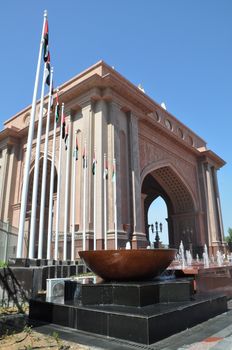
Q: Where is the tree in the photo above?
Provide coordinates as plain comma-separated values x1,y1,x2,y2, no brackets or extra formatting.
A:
225,227,232,251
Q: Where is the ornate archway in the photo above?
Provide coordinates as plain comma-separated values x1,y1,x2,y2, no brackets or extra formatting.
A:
141,165,199,254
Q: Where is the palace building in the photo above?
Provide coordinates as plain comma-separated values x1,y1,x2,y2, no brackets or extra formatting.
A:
0,61,226,258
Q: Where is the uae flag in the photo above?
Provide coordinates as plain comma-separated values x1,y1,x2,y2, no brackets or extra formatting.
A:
45,51,51,86
82,145,87,168
43,19,49,62
104,159,108,180
62,111,66,139
74,134,79,160
55,91,60,123
65,123,69,150
50,84,54,110
112,161,115,182
92,152,96,175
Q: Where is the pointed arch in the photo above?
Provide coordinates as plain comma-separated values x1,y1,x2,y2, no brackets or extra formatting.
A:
141,160,198,212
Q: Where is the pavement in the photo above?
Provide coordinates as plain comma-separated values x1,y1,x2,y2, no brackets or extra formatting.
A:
33,302,232,350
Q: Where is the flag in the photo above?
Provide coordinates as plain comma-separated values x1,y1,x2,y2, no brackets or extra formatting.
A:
74,134,79,160
45,51,51,86
104,158,108,180
43,19,49,62
112,161,115,182
82,145,87,168
55,91,60,123
65,123,69,150
62,111,66,139
92,151,96,175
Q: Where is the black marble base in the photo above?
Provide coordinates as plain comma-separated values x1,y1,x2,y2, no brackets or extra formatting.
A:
65,279,193,307
29,279,228,345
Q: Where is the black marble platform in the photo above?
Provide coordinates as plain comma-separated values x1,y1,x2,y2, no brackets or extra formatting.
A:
64,278,193,306
29,278,228,345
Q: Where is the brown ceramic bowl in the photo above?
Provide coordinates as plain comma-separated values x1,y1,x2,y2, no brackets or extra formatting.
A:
79,249,177,281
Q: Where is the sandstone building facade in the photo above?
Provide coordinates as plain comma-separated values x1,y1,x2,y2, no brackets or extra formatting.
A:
0,61,226,258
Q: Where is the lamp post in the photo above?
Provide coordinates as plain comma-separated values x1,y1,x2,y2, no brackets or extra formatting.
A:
154,221,163,248
147,223,154,247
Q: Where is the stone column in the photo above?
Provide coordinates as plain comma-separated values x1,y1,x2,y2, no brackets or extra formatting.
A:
130,114,143,235
204,163,221,250
0,146,10,220
140,193,147,235
106,101,114,233
71,110,82,235
93,99,108,248
110,102,123,233
3,145,17,222
59,112,72,237
129,113,144,238
211,166,225,243
77,102,93,250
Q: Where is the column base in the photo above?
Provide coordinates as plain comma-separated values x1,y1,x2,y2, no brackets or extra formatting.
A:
132,232,148,249
209,241,225,255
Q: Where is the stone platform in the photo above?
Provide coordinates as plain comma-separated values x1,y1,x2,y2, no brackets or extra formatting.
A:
174,265,232,297
29,278,227,345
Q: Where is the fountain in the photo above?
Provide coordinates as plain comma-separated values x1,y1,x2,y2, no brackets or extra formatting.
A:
186,250,193,266
79,248,176,281
179,241,186,269
29,241,230,346
29,245,228,346
203,244,209,268
216,250,223,267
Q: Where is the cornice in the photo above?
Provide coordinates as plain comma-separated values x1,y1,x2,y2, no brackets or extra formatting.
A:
199,149,226,169
0,127,21,146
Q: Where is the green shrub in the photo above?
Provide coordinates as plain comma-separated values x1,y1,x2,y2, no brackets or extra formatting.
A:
0,260,7,268
225,228,232,252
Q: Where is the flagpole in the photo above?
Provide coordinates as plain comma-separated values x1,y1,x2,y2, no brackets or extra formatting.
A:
47,89,58,260
63,122,70,261
28,62,47,259
17,10,47,259
82,140,87,251
93,148,97,250
71,131,77,261
113,158,118,250
54,103,64,260
38,68,53,259
104,153,107,250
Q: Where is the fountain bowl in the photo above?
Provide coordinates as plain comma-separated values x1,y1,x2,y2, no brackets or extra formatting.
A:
79,249,177,281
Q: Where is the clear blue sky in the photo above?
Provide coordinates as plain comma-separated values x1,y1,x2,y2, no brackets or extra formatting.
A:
0,1,231,238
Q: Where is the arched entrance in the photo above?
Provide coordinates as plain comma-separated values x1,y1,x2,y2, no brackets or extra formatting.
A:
142,165,197,254
148,197,169,247
26,157,57,258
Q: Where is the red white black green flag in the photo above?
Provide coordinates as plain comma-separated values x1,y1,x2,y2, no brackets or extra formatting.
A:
45,51,51,86
62,111,66,139
82,144,87,168
55,91,60,122
92,151,96,175
43,19,49,62
65,123,69,150
74,134,79,160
